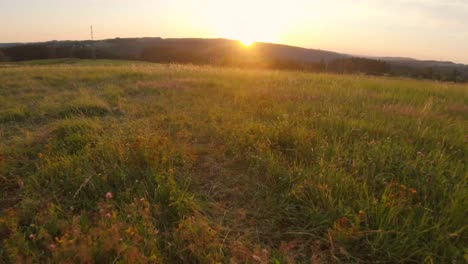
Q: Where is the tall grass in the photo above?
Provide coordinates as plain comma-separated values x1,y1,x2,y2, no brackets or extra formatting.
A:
0,61,466,263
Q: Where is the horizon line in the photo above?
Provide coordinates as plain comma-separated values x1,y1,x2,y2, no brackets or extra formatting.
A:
1,36,466,65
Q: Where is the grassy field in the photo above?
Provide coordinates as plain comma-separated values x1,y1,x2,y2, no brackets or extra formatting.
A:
0,60,466,263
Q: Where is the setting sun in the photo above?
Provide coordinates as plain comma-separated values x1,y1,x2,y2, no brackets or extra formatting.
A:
240,39,254,47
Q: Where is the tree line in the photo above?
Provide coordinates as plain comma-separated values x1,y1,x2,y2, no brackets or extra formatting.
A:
0,42,466,82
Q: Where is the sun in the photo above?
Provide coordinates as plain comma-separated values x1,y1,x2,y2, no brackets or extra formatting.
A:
240,38,254,47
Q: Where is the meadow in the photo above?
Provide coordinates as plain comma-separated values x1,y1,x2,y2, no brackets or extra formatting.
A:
0,60,466,263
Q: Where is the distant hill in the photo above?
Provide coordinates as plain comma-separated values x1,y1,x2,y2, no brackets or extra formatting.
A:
379,57,463,68
0,37,466,82
0,38,349,64
92,38,351,64
0,43,25,48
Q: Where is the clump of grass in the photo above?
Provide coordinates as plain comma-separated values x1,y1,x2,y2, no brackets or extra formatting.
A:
58,91,110,118
172,213,224,262
59,100,109,117
0,107,29,123
49,118,101,154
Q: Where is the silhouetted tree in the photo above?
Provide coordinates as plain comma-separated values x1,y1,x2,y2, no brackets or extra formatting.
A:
425,67,433,79
328,58,390,75
318,59,326,72
450,69,461,82
0,50,8,61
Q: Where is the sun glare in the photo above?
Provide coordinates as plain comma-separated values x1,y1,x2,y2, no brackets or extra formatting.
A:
240,39,254,47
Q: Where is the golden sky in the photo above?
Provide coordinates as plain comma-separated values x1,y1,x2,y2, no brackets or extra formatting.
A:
2,0,468,63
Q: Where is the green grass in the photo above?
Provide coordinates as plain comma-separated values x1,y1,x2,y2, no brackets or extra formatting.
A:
0,60,466,263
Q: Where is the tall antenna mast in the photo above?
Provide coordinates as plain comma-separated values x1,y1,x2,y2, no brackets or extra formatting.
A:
90,25,96,60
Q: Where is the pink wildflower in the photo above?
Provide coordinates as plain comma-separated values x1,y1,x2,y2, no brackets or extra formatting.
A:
252,255,262,262
106,192,113,199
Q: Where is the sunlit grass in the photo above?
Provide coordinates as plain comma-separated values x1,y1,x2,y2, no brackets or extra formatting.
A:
0,60,466,263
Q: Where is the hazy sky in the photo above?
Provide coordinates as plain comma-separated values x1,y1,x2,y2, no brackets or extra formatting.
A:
1,0,468,63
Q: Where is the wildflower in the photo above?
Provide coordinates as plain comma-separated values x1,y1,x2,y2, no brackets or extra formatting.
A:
409,188,417,195
252,254,262,262
359,210,366,217
125,227,136,236
29,233,36,240
48,243,56,251
105,213,112,218
400,184,407,190
105,192,113,199
337,216,349,226
372,198,379,205
37,153,44,159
